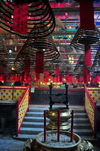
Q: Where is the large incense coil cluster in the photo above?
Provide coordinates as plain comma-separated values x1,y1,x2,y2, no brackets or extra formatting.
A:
0,0,55,38
91,46,100,72
70,27,100,51
14,39,35,72
14,35,60,72
14,58,25,74
31,36,60,61
73,54,84,74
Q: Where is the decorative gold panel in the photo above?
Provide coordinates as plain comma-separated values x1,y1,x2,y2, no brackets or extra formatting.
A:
89,90,100,103
0,86,26,101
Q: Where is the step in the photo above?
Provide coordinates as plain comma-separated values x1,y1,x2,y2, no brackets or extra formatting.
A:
19,127,93,137
26,111,87,117
74,112,87,118
22,121,49,128
19,127,43,134
68,118,89,124
14,134,36,141
24,116,50,122
26,112,44,117
73,123,91,129
73,129,93,136
24,116,89,124
22,121,91,129
15,105,94,141
29,107,49,112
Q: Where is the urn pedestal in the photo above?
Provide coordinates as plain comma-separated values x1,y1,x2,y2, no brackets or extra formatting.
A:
46,107,71,131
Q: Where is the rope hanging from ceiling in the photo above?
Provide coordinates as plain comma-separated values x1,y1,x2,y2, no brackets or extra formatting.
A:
0,0,55,38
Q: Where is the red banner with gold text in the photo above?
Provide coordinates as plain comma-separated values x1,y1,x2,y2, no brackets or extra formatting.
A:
13,3,28,34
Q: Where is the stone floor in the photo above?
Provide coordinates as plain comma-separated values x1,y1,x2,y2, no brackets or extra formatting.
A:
0,128,25,151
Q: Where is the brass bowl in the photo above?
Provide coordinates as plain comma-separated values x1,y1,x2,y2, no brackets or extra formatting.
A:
46,107,71,122
35,130,81,151
47,121,70,130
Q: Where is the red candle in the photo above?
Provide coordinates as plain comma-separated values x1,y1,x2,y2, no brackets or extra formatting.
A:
70,110,74,142
57,109,60,142
44,110,46,142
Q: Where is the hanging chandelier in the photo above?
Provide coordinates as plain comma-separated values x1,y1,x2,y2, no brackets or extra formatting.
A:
0,0,55,38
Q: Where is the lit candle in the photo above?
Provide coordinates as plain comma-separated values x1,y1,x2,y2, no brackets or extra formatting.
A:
44,110,46,142
70,110,74,142
57,109,60,142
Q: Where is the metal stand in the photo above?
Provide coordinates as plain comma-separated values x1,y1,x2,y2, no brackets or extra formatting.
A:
49,83,69,109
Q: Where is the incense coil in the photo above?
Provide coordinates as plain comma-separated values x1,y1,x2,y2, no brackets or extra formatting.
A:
31,36,60,61
0,34,11,75
70,27,100,51
0,0,55,38
14,35,60,72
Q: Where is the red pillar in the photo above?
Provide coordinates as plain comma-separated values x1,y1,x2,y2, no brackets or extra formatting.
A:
83,45,91,84
80,0,95,30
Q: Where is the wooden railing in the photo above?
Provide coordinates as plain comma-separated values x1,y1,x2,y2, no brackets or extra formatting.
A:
16,86,30,136
84,86,97,138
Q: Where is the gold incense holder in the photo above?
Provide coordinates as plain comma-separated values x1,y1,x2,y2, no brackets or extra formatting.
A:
46,107,71,130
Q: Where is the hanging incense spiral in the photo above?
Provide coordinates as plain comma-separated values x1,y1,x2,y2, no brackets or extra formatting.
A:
0,0,55,38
